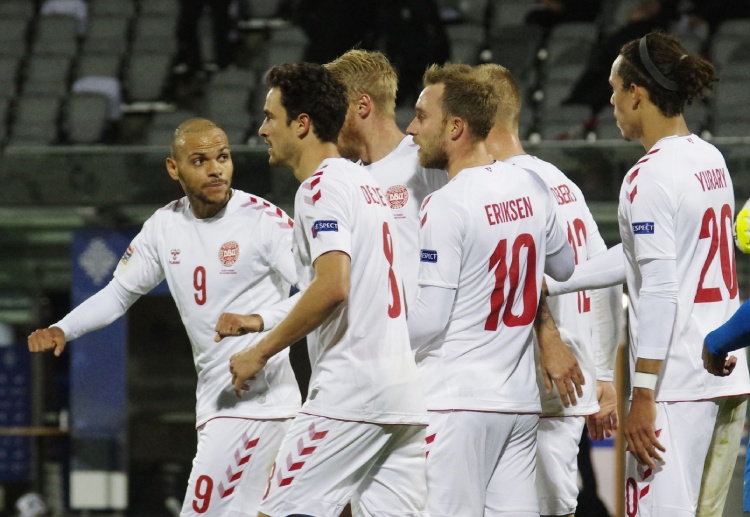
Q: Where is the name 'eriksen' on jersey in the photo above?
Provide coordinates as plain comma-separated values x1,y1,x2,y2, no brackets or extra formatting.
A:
695,167,728,192
484,196,534,226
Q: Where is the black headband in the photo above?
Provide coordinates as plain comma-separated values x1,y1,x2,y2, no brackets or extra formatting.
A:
638,35,678,91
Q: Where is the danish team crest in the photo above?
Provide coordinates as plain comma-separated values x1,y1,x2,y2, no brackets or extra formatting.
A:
219,241,239,266
386,185,409,209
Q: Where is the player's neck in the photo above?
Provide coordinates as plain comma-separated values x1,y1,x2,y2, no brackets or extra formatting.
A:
640,112,690,152
189,189,232,219
485,126,525,162
447,141,494,179
359,119,404,165
294,142,341,182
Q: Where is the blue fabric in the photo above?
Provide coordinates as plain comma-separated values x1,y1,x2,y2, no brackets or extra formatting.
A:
744,447,750,512
705,299,750,356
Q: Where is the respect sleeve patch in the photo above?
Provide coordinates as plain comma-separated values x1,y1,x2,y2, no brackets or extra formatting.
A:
632,222,655,234
312,220,338,238
420,249,438,262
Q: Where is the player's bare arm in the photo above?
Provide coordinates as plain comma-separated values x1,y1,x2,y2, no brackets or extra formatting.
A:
701,344,736,377
622,358,666,468
534,291,584,407
586,380,618,440
214,313,265,342
27,326,67,357
229,251,350,396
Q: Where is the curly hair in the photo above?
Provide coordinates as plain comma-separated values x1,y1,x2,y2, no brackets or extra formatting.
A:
618,31,717,117
265,63,348,143
423,63,497,140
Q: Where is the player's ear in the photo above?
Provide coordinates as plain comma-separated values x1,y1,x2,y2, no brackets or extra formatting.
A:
296,113,311,138
449,116,464,141
357,93,372,118
166,157,179,181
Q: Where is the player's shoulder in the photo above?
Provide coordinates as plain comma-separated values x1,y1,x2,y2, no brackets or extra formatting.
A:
233,190,293,229
490,160,550,197
149,196,188,225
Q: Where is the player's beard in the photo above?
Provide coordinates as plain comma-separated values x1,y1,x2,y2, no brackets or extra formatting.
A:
418,129,449,170
336,114,362,162
184,178,231,208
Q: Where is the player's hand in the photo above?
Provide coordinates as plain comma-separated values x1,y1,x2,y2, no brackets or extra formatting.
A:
229,345,267,398
622,389,665,468
538,329,585,407
734,204,750,254
586,380,618,440
27,326,67,357
214,313,264,342
702,343,737,377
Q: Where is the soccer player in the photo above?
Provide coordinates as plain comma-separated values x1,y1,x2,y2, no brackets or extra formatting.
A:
27,118,302,516
229,63,427,517
405,63,575,517
325,49,448,308
475,63,622,517
608,32,749,516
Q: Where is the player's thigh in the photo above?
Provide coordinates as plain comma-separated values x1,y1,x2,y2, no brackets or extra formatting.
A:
697,396,747,517
354,424,426,517
625,401,718,517
425,410,520,517
536,416,585,516
485,413,540,517
181,417,290,517
258,414,394,517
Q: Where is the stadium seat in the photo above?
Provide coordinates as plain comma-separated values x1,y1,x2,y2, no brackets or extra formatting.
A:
124,53,173,102
31,14,79,57
489,0,530,28
0,18,30,58
82,15,130,57
486,24,543,84
22,55,72,97
63,91,110,144
447,23,486,65
88,0,136,19
9,94,62,145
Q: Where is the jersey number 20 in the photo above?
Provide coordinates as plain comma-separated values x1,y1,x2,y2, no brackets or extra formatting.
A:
695,204,738,303
485,234,538,331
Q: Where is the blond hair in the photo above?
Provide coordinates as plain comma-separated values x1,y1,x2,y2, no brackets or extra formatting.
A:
325,49,398,119
473,64,522,130
423,63,497,140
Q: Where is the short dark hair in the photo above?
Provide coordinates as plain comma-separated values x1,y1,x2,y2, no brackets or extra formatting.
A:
265,63,348,143
423,63,497,140
618,32,717,117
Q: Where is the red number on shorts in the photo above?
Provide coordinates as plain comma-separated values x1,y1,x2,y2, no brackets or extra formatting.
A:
192,474,213,513
485,234,538,330
567,218,590,313
194,266,207,305
695,205,738,303
625,477,638,517
383,222,402,318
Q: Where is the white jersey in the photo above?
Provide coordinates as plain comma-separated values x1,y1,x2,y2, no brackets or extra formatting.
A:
415,161,569,413
113,190,301,426
292,157,427,425
506,154,606,416
364,135,448,308
618,134,750,401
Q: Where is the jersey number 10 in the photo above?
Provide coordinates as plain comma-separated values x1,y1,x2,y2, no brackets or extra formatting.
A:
485,234,538,331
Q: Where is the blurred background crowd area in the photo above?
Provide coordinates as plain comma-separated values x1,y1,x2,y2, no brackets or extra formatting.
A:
0,0,749,148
